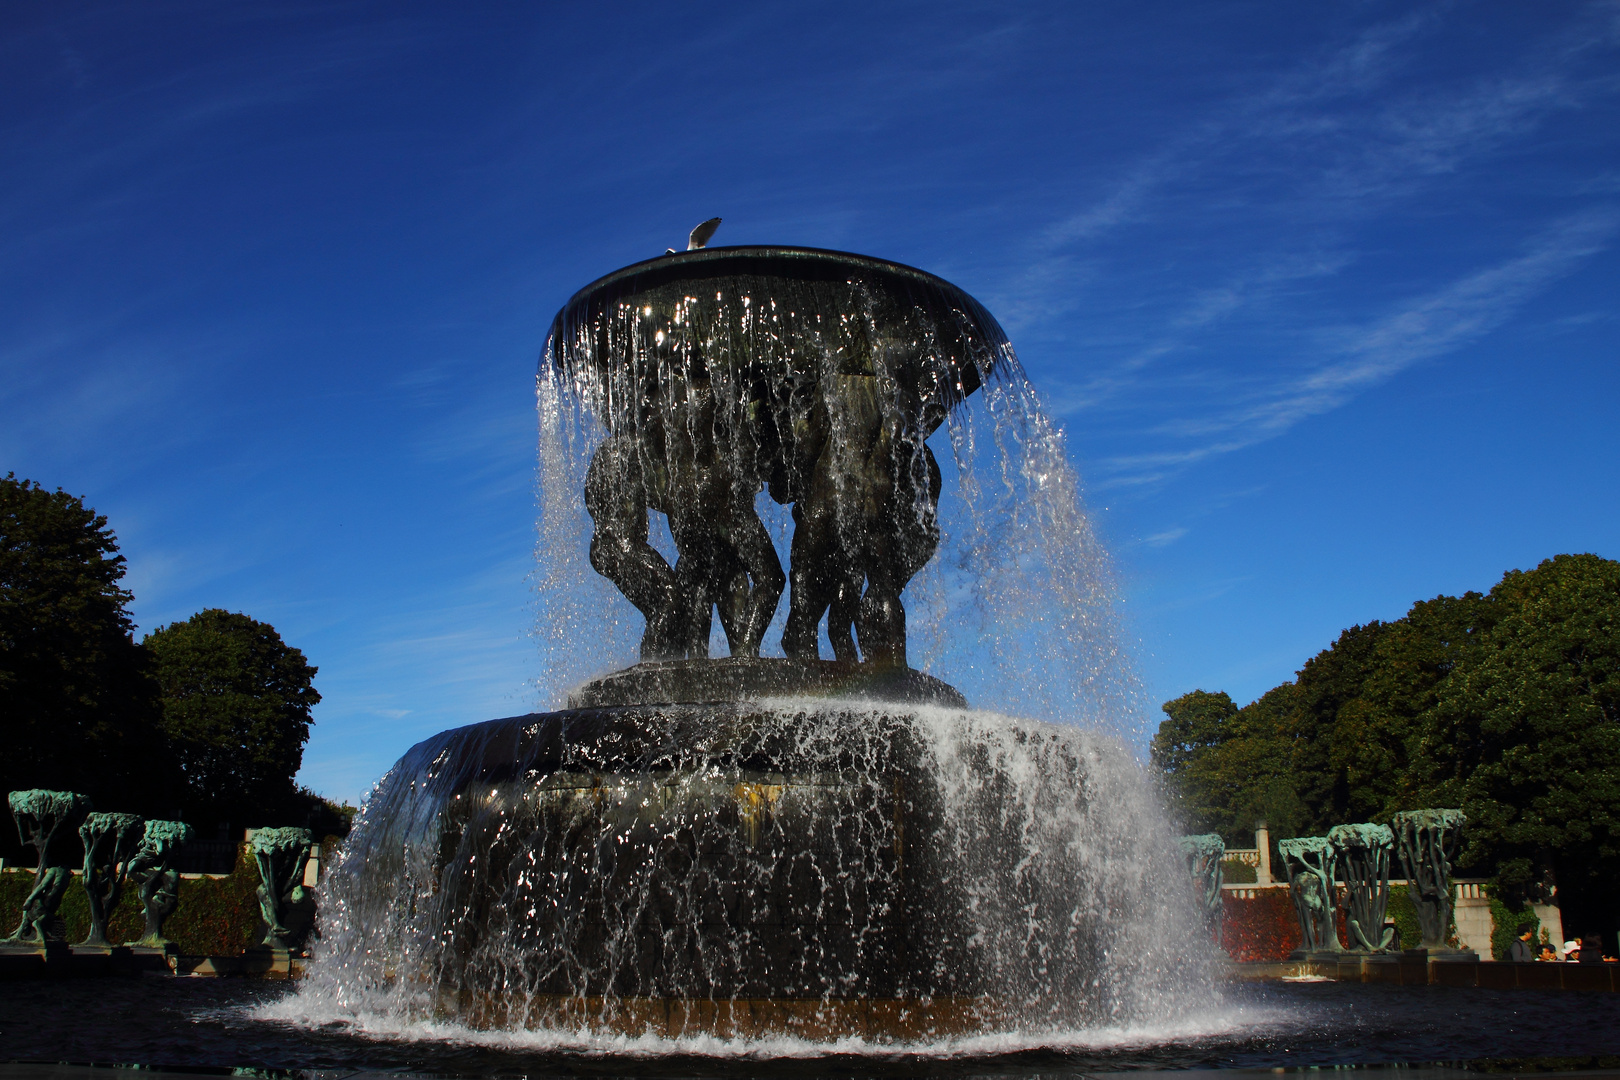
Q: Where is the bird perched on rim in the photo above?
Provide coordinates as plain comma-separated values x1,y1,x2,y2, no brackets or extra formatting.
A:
667,217,721,254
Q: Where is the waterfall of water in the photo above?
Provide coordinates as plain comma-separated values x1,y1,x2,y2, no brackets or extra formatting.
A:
288,702,1212,1041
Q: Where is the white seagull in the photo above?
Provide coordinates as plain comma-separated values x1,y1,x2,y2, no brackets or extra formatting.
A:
667,217,721,254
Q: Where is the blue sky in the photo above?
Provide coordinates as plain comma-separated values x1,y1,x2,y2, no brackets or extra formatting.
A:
5,2,1617,803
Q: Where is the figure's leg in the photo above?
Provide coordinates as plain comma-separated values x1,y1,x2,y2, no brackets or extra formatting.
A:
672,554,715,659
854,442,941,668
585,440,684,660
856,581,907,668
729,507,785,657
827,571,861,662
783,502,836,660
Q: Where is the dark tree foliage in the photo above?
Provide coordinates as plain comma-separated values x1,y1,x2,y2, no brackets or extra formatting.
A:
1282,593,1491,833
1420,555,1620,915
1287,620,1395,829
144,609,321,830
1152,553,1620,922
0,474,166,824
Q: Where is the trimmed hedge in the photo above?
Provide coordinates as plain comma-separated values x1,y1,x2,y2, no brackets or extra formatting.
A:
1221,889,1301,961
1487,885,1541,960
1387,883,1419,950
1221,858,1258,884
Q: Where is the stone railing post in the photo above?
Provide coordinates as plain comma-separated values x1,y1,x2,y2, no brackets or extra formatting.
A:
1255,820,1272,886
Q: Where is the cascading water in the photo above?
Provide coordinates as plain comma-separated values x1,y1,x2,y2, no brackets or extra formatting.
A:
279,244,1219,1048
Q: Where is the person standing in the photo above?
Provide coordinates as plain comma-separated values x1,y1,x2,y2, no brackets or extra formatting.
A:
1508,928,1536,962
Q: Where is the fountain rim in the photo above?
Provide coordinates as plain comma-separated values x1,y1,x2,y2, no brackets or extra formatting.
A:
545,245,1011,360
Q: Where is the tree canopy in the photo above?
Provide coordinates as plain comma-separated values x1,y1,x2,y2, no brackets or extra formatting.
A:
1421,554,1620,904
3,474,345,847
1154,554,1620,926
0,473,164,817
144,608,322,829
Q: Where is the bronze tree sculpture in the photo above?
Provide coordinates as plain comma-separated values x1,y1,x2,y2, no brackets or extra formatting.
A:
1279,836,1341,955
252,826,315,950
124,819,194,951
77,811,145,948
1328,822,1396,953
1393,808,1467,952
3,789,92,946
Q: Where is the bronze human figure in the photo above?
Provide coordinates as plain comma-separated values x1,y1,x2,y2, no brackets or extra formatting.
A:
553,245,1008,671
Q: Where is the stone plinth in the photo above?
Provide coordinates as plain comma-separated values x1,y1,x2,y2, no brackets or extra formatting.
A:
568,658,967,710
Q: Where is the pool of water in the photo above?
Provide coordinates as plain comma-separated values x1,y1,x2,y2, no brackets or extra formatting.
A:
6,978,1620,1078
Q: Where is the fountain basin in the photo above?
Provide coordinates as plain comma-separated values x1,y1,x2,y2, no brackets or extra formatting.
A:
317,693,1196,1036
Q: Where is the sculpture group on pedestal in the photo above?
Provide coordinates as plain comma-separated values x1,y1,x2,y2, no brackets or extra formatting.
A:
78,811,145,949
1276,808,1470,958
553,248,1008,669
125,819,194,952
1328,822,1396,953
4,788,322,959
1392,808,1469,954
1279,836,1341,955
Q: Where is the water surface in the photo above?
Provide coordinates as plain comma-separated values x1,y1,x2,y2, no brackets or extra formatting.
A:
7,978,1620,1078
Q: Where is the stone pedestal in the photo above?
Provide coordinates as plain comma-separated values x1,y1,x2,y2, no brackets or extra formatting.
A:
242,945,294,978
1405,946,1480,962
569,658,967,709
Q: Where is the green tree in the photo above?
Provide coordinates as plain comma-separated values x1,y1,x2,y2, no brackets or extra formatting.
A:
1287,621,1395,830
1418,554,1620,917
144,609,321,828
1281,593,1491,833
1153,686,1305,847
1216,683,1309,844
0,474,166,823
1150,689,1238,777
1153,553,1620,931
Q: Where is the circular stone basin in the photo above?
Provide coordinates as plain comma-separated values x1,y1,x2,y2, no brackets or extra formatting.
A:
323,695,1181,1037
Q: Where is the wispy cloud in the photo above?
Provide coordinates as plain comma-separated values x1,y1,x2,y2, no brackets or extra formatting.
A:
1001,6,1620,490
1091,209,1619,486
1141,527,1188,549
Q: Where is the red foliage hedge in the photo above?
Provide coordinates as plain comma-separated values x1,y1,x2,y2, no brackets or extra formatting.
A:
1222,889,1302,961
